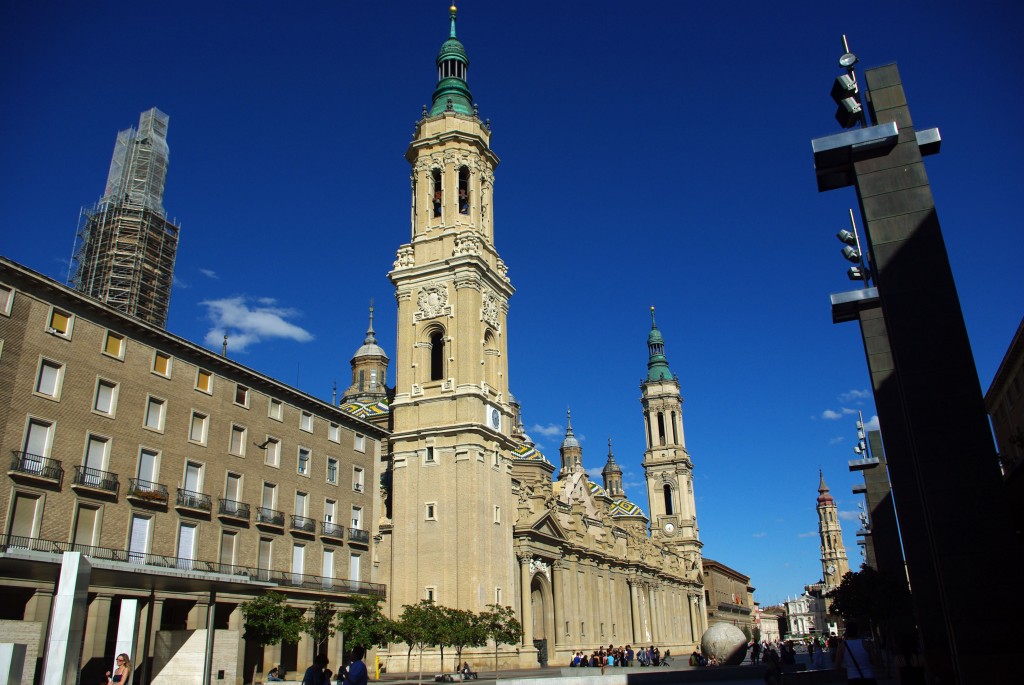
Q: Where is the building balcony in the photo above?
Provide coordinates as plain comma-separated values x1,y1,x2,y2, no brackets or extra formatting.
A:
256,507,286,529
290,515,316,535
175,488,212,514
9,452,64,485
0,533,386,597
848,457,880,471
127,478,169,506
72,466,119,496
218,499,251,522
348,527,370,545
321,521,345,541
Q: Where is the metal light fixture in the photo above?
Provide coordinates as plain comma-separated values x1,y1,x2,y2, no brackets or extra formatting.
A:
831,36,866,129
835,208,871,285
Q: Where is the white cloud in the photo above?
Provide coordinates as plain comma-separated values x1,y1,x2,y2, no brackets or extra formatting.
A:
173,275,189,289
838,510,860,521
828,436,845,445
752,532,767,538
200,296,314,353
821,408,858,420
839,389,870,403
199,268,218,279
586,467,603,480
529,423,563,438
864,415,880,431
797,531,817,538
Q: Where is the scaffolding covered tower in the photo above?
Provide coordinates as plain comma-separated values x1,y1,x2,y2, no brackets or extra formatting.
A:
70,108,180,328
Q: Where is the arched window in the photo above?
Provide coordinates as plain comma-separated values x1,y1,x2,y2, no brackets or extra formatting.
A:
432,169,442,218
644,415,652,448
483,330,498,389
458,167,470,214
358,370,365,392
657,413,666,446
430,330,445,381
663,484,674,515
671,411,679,444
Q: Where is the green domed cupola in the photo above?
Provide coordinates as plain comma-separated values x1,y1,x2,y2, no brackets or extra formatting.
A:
430,4,474,116
646,306,675,382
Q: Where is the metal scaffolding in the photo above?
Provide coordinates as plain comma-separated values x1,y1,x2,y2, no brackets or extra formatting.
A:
70,108,179,328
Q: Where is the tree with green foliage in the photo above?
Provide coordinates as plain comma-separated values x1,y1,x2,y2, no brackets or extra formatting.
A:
826,565,912,634
304,598,337,656
443,607,487,672
393,600,444,685
335,595,394,652
239,591,305,648
479,604,523,678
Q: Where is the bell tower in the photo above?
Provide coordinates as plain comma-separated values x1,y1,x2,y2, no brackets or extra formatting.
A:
641,308,702,567
816,470,850,588
385,3,517,616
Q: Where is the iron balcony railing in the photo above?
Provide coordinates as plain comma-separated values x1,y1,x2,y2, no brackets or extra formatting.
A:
256,507,285,527
290,515,316,533
218,499,251,520
127,478,169,504
348,527,370,544
72,465,119,494
10,452,64,482
176,488,212,512
321,521,345,538
0,533,385,596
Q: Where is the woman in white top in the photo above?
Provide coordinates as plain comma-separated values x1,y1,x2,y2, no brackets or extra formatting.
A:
833,621,877,684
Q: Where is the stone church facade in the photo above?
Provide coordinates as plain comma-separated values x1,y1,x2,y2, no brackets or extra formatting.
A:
338,6,707,670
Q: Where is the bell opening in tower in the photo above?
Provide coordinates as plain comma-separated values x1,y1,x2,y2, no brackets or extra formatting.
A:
458,166,470,214
432,169,442,217
429,330,445,381
663,484,674,515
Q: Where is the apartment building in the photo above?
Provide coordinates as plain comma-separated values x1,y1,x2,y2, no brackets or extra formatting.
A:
0,257,386,684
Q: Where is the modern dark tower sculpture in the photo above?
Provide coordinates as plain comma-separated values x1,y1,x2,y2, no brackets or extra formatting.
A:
71,108,180,328
813,59,1019,683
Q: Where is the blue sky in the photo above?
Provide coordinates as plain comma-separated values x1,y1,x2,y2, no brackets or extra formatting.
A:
2,1,1021,606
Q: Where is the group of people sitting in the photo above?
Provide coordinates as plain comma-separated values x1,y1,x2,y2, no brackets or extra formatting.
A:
569,645,669,668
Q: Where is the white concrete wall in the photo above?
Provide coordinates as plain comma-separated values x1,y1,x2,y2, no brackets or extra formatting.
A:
151,630,239,685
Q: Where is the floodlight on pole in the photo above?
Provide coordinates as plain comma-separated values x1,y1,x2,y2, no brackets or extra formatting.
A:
831,36,867,129
835,208,871,285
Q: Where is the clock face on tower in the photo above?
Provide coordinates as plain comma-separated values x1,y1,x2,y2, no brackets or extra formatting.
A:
827,564,836,574
487,407,501,431
663,522,675,535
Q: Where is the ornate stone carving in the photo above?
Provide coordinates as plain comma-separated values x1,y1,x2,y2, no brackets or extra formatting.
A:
452,232,481,257
481,291,501,331
454,272,481,291
393,246,415,269
415,284,450,321
496,258,509,282
530,557,551,582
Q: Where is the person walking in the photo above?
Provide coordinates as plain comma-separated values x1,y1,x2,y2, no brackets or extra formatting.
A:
833,621,877,685
303,653,332,685
105,653,132,684
341,647,368,685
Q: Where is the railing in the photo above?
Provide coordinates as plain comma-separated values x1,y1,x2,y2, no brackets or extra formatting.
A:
256,507,285,527
321,521,345,538
128,478,169,504
72,466,119,494
290,515,316,533
218,499,251,520
9,452,64,481
348,527,370,544
176,488,212,512
0,533,386,596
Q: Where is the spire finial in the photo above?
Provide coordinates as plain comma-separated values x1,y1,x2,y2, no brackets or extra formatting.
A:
650,305,657,329
566,407,573,431
363,300,378,345
450,4,458,38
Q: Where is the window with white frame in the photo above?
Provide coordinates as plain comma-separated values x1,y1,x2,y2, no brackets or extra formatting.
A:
425,586,437,602
83,435,110,484
352,466,364,492
300,411,313,433
329,422,340,443
354,433,366,452
47,308,72,337
234,384,249,408
297,447,310,475
425,502,437,520
22,419,53,461
295,491,308,516
152,352,172,377
324,499,336,523
494,505,501,524
269,398,283,421
229,425,246,456
264,438,280,467
425,446,435,463
262,482,276,509
137,448,159,484
351,506,362,530
103,331,125,359
327,458,338,485
144,397,165,431
220,531,237,568
196,369,213,394
189,412,208,444
0,284,13,316
72,504,100,547
128,514,151,562
35,359,64,399
495,587,502,604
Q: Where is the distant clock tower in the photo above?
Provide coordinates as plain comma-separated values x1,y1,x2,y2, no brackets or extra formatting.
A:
816,470,850,588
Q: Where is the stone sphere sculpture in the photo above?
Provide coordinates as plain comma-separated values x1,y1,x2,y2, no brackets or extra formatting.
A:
700,623,748,666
